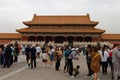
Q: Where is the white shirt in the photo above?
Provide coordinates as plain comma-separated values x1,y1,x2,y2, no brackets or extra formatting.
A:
42,53,47,59
36,46,42,53
99,50,109,62
48,50,53,55
68,50,79,60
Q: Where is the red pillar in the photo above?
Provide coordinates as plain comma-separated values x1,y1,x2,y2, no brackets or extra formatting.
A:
21,36,24,41
98,36,101,41
21,36,27,41
92,37,96,42
92,36,101,42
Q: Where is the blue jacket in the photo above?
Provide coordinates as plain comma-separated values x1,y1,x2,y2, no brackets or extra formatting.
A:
64,49,71,59
30,47,36,58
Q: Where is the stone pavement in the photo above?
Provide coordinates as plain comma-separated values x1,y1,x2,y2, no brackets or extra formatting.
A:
0,53,113,80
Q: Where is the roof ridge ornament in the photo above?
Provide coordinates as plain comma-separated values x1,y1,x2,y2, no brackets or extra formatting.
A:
87,13,89,16
34,14,37,17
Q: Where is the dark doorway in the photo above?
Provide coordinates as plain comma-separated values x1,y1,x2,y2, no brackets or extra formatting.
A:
76,36,83,42
54,36,65,43
67,36,74,43
46,36,53,43
85,36,92,42
28,36,35,41
38,36,44,41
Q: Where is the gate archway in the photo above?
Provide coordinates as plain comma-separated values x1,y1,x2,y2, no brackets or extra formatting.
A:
54,36,65,43
76,36,83,42
67,36,74,43
38,36,44,41
85,36,92,42
28,36,35,41
46,36,52,43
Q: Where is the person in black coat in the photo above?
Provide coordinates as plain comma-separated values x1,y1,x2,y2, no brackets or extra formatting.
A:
14,45,19,62
30,45,37,69
86,45,94,76
25,45,31,63
3,45,12,68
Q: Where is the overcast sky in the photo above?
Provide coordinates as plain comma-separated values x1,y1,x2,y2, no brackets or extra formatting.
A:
0,0,120,34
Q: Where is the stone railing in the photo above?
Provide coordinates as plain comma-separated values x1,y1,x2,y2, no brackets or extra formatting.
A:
6,40,113,48
73,41,113,47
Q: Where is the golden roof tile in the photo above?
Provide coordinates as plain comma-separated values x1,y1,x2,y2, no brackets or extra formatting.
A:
101,34,120,40
16,27,105,33
0,33,21,39
23,14,98,26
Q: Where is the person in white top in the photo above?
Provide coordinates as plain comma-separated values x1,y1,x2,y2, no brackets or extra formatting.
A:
21,44,25,55
48,46,54,68
42,49,48,68
99,46,109,74
36,44,42,58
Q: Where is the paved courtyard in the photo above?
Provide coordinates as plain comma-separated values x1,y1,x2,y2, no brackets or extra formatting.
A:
0,53,113,80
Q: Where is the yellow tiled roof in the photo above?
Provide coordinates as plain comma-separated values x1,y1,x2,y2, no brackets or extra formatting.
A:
23,14,98,26
0,33,21,39
101,34,120,40
16,27,105,33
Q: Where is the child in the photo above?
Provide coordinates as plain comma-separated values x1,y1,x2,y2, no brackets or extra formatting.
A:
42,51,48,68
72,65,80,77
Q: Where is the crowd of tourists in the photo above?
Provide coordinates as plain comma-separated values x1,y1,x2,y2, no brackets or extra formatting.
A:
85,44,120,80
0,43,20,68
22,44,81,77
0,42,120,80
21,43,120,80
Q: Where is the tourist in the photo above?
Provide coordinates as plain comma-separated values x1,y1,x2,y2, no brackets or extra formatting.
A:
25,45,31,63
10,44,14,66
63,46,71,73
72,65,80,77
86,45,93,76
107,47,114,78
0,44,4,67
3,44,12,68
30,44,37,69
42,48,48,68
67,47,80,77
14,45,19,62
81,46,86,56
21,44,25,55
91,46,101,80
36,44,42,58
48,46,54,68
56,47,62,71
100,46,109,74
112,44,120,80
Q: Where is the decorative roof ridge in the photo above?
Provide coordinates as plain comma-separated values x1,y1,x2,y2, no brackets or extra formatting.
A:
102,34,120,35
33,13,90,17
0,33,20,34
23,13,99,26
95,28,106,31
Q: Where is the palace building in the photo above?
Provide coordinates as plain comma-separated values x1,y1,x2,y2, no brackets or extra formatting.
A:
0,13,120,45
16,14,105,43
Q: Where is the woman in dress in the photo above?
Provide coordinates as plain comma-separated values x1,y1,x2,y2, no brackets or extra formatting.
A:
91,46,101,80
